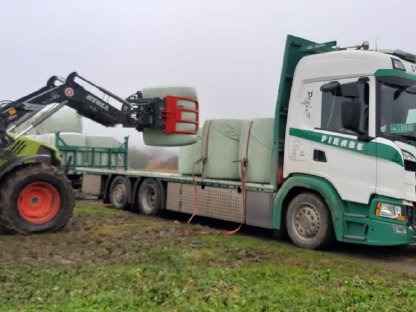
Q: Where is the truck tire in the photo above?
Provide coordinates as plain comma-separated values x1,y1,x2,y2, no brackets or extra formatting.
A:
109,176,131,210
286,193,334,249
0,164,75,234
137,178,165,216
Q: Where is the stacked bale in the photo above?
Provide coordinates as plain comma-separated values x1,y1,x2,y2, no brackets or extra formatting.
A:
16,107,82,135
86,136,121,167
239,118,274,183
178,129,202,175
202,119,243,180
178,118,275,184
36,132,88,166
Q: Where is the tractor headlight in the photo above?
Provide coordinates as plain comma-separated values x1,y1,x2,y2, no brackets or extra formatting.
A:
375,202,406,221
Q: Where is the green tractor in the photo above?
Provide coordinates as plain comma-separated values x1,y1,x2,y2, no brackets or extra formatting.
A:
0,72,198,233
0,135,74,233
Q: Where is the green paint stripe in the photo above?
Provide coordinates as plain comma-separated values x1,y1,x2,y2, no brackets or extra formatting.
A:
375,69,416,81
289,128,403,166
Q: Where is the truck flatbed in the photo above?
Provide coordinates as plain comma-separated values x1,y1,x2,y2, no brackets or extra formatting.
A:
77,167,275,193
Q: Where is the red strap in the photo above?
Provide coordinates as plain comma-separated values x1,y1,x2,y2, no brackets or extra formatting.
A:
187,120,212,224
222,121,253,235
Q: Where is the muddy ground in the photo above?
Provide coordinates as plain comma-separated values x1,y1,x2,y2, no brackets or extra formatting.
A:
1,200,416,274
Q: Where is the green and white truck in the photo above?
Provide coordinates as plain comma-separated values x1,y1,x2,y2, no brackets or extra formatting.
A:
79,35,416,249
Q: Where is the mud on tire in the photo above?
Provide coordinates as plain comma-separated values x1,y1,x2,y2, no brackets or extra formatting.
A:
0,164,75,234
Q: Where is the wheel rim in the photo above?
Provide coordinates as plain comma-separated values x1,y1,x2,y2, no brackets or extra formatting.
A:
293,204,320,239
18,182,61,224
141,185,156,214
112,183,126,205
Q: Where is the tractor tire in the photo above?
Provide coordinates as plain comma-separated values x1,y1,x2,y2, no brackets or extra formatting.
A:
137,178,165,216
286,192,334,250
0,164,75,234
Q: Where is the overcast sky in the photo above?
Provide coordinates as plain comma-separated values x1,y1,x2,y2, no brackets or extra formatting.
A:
1,0,415,150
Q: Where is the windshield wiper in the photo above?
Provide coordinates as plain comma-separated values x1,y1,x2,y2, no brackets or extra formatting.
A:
386,133,416,144
396,133,416,140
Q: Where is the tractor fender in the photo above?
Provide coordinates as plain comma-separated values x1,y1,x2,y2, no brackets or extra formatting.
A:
0,154,51,180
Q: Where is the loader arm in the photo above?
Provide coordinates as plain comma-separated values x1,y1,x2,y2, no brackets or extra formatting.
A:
1,72,198,135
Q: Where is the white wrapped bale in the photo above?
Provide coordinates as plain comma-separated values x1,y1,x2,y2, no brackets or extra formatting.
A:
16,107,83,135
36,133,56,146
59,132,87,166
86,136,120,148
37,107,83,134
86,136,121,167
202,119,242,180
37,132,87,166
239,118,274,183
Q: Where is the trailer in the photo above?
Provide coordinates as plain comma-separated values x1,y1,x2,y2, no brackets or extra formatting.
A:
76,34,416,249
55,131,129,189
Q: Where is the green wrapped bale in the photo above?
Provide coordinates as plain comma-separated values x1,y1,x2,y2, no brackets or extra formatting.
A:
178,129,202,175
239,118,274,183
203,119,242,180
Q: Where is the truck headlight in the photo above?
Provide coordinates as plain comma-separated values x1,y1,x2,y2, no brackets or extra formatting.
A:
375,202,406,221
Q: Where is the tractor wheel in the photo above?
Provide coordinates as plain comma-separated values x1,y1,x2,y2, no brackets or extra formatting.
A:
0,164,75,234
286,193,334,249
137,178,165,216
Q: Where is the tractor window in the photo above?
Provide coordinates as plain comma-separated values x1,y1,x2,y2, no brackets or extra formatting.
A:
320,82,369,135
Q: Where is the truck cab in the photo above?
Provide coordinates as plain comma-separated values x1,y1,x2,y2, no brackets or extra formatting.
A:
282,43,416,246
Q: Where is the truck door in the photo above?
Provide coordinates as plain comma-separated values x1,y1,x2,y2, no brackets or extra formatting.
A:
309,78,376,203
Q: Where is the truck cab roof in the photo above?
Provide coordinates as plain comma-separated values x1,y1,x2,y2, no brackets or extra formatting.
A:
296,49,416,83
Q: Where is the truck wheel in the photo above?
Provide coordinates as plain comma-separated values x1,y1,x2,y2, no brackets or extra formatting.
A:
0,164,75,234
137,178,165,216
286,193,334,249
109,176,131,209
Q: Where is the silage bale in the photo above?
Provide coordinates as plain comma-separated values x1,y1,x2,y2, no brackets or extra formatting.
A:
36,133,56,146
239,118,274,183
58,132,87,166
14,106,82,135
86,136,121,167
178,129,202,175
37,107,83,134
202,119,242,180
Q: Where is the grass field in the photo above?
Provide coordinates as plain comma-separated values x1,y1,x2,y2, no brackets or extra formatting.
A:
0,201,415,311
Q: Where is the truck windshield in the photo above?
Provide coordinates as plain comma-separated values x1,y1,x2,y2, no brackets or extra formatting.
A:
377,76,416,143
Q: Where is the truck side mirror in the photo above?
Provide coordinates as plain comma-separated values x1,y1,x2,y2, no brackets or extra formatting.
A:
320,81,340,93
340,82,360,98
341,100,361,134
321,81,361,98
